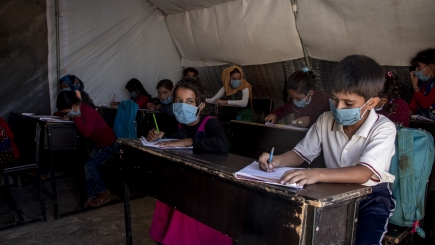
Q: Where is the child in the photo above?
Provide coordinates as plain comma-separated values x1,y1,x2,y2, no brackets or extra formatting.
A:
258,55,396,245
147,78,231,245
409,48,435,120
59,75,96,108
183,67,199,79
111,78,152,109
57,91,119,207
0,117,20,164
374,71,410,127
264,68,330,127
146,79,178,134
206,65,254,122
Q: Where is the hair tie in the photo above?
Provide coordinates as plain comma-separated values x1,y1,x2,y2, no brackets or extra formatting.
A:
302,67,310,73
387,71,393,78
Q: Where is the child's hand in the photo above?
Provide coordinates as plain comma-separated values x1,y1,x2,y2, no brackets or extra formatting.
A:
215,99,228,105
264,114,277,123
156,138,193,147
110,101,119,106
62,115,70,121
146,129,165,142
75,90,82,99
258,152,280,172
409,70,419,92
280,169,320,186
147,103,156,110
293,116,310,127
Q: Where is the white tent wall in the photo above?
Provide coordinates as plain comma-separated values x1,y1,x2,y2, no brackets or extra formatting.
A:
47,0,182,113
148,0,236,15
296,0,434,66
164,0,304,67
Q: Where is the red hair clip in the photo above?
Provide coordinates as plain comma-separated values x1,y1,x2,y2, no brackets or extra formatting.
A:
387,71,393,78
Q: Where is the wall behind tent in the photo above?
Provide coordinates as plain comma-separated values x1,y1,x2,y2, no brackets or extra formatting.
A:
0,1,50,120
47,0,182,113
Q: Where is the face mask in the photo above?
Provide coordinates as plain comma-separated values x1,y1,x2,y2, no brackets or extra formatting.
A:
129,92,137,98
329,98,372,126
160,95,172,105
68,108,81,116
173,102,202,124
415,66,431,82
292,91,312,108
230,80,242,89
62,87,72,91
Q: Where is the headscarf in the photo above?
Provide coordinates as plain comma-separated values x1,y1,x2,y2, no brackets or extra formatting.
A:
59,75,85,91
221,65,253,109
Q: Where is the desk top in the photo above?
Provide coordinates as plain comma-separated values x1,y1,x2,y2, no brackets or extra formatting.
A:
119,138,371,208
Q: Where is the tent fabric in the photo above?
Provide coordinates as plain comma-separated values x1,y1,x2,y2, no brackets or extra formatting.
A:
149,0,236,15
166,0,304,67
296,0,434,66
46,0,182,113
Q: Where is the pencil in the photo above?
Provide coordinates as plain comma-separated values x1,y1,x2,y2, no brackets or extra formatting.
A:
268,147,274,163
112,93,115,102
153,114,160,133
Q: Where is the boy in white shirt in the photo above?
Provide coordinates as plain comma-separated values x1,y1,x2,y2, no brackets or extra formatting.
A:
258,55,396,245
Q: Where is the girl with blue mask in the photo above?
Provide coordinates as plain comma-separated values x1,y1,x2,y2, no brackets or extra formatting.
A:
147,78,231,245
264,69,330,128
409,48,435,120
110,78,152,109
147,79,174,114
205,65,254,122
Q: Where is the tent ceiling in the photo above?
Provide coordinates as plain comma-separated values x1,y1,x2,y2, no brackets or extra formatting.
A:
166,0,304,67
148,0,235,14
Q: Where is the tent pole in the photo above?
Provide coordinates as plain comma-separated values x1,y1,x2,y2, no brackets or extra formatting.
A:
291,0,311,69
55,0,60,82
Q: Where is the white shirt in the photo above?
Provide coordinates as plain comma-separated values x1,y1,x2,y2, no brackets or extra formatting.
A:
293,110,396,186
206,87,249,107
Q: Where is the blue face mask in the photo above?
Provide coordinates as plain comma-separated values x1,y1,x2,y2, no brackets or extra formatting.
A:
62,87,72,91
129,92,137,98
329,98,372,126
230,80,242,89
68,108,81,116
160,95,172,105
173,102,202,124
292,91,312,108
414,66,431,82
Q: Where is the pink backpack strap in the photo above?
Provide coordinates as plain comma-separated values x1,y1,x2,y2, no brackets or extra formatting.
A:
198,116,214,132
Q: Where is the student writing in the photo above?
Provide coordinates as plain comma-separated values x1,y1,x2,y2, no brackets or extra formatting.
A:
147,78,231,245
258,55,396,245
57,91,119,208
264,68,330,127
374,71,410,127
111,78,152,109
206,65,254,122
409,48,435,120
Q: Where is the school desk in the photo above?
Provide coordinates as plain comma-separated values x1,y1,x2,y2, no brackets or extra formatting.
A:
9,112,78,219
119,138,371,245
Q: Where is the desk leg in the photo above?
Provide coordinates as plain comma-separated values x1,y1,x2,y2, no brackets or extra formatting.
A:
48,131,59,219
124,182,133,245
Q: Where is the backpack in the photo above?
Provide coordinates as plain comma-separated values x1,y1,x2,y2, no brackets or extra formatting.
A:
389,126,435,238
113,100,139,138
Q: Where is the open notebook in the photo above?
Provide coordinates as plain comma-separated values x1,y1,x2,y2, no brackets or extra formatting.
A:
140,137,193,149
234,161,303,189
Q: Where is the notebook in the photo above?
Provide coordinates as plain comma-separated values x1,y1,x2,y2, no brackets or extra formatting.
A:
265,122,308,132
140,137,193,149
234,161,303,189
411,115,435,122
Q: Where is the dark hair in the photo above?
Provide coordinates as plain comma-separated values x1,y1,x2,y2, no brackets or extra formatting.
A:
286,70,315,94
173,78,207,106
156,79,173,91
59,75,84,90
229,68,241,76
183,67,199,77
331,55,384,101
56,91,81,110
410,48,435,67
378,71,400,100
125,78,151,100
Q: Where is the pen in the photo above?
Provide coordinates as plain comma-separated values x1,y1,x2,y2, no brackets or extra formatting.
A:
152,114,161,138
112,93,115,102
268,147,274,171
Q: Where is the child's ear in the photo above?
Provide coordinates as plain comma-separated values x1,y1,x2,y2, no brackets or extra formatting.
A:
367,97,381,109
380,97,388,104
199,102,206,111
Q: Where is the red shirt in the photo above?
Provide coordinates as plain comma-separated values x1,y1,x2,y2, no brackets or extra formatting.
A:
271,90,330,127
0,117,20,160
377,98,410,127
73,104,117,148
409,78,435,114
133,94,149,109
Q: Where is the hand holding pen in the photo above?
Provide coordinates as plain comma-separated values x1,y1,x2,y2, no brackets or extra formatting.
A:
258,147,278,172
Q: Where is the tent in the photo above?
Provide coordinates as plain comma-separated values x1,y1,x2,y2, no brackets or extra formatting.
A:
0,0,433,121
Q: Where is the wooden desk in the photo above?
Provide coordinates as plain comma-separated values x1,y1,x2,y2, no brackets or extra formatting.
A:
9,113,78,219
120,138,370,245
229,121,326,168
